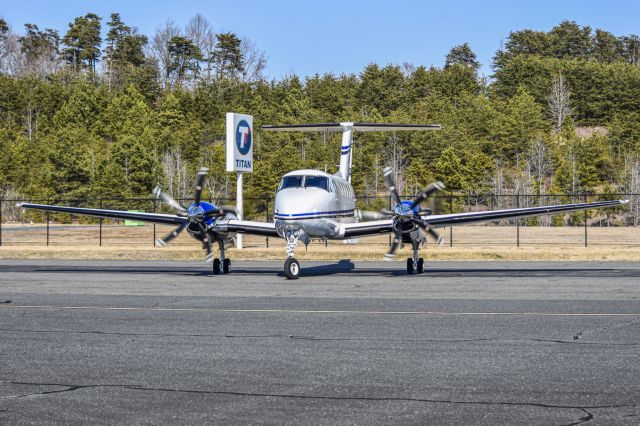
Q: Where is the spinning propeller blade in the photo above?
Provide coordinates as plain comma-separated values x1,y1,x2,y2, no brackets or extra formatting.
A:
410,181,445,210
383,166,402,206
153,187,187,215
156,223,188,246
194,167,208,205
384,227,403,260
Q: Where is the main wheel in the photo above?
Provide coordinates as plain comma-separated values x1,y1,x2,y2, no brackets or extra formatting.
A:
213,258,221,275
223,258,231,274
284,257,301,280
406,258,414,274
417,257,424,274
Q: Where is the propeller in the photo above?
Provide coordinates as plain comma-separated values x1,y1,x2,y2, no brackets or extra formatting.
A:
378,166,445,259
154,167,227,261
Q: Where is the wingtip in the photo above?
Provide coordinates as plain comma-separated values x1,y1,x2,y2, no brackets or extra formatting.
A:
15,202,23,208
622,199,630,204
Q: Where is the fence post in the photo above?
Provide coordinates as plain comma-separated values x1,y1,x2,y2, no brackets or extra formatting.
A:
265,197,269,248
99,199,103,247
46,211,50,246
516,192,520,247
584,193,588,247
152,198,156,247
449,193,453,247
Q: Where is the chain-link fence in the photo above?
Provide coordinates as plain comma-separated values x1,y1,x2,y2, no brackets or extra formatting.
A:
1,193,639,248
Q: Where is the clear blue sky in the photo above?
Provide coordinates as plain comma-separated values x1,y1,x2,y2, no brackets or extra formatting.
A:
3,0,640,78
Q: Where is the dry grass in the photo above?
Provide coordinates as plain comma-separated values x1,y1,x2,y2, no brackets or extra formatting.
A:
2,223,640,261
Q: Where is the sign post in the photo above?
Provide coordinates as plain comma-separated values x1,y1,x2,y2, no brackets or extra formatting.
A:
226,112,254,250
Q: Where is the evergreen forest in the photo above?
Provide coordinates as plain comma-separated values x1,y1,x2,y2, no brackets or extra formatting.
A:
2,14,640,221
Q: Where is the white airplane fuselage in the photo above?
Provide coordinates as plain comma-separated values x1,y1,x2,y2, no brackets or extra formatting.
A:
274,169,356,241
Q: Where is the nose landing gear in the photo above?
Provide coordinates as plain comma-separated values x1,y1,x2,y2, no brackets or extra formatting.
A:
407,241,425,274
212,241,231,275
284,229,302,279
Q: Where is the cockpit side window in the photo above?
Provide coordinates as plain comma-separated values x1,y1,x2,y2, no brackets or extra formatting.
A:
278,176,303,191
304,176,329,191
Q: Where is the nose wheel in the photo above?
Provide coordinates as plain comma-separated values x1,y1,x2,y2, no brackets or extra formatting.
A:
212,241,231,275
284,257,301,279
406,258,425,274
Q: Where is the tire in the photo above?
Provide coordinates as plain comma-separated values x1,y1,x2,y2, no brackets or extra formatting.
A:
406,258,414,274
213,258,221,275
223,258,231,274
284,257,301,280
417,258,424,274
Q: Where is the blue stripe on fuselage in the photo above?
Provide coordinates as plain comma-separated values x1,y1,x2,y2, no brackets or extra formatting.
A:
275,209,354,220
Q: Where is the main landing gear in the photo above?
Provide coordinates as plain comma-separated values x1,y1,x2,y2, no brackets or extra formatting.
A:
406,241,425,274
212,241,231,275
284,229,302,279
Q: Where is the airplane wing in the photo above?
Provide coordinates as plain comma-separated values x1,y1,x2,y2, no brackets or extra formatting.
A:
341,199,627,238
342,219,394,238
224,219,279,237
423,199,628,228
17,203,188,225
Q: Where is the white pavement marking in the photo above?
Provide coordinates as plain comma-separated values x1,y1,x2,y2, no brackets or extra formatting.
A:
2,305,640,317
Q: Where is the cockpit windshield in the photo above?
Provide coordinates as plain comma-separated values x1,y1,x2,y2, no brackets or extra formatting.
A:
304,176,329,191
278,176,303,191
278,175,330,192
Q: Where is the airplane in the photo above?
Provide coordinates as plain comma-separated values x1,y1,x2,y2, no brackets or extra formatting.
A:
18,122,628,279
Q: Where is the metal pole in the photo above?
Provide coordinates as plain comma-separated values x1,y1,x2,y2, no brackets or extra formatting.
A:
584,193,588,247
265,196,269,248
449,193,453,247
46,211,50,246
516,192,520,247
99,199,103,247
153,198,156,247
0,198,3,247
236,172,243,250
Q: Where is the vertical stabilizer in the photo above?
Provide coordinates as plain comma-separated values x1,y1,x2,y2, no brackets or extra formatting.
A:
338,122,353,181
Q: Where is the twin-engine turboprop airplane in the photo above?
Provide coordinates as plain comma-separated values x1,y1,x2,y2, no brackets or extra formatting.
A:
19,122,628,279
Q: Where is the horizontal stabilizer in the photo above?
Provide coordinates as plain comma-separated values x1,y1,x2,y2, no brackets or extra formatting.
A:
261,122,441,132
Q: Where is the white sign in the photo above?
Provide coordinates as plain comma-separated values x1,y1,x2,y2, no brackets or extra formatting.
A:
226,112,254,173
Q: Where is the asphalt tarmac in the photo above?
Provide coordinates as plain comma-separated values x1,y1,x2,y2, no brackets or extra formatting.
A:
1,259,639,425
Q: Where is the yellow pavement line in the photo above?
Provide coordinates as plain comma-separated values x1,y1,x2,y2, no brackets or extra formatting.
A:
1,305,640,317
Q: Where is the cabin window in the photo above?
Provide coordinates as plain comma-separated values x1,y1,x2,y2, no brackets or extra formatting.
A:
305,176,329,191
278,176,303,191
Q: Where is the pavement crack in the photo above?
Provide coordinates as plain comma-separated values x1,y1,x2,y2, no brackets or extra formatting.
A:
573,319,640,341
0,382,86,400
0,328,638,346
564,408,593,425
1,380,636,419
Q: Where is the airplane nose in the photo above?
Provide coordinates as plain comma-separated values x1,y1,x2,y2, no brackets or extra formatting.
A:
274,189,332,219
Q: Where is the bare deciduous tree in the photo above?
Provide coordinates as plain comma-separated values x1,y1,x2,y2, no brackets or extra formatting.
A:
240,37,266,82
548,74,572,133
161,148,190,199
151,20,180,88
528,136,553,194
185,13,215,80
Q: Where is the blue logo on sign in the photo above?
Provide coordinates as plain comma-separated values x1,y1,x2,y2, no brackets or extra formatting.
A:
235,120,252,155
